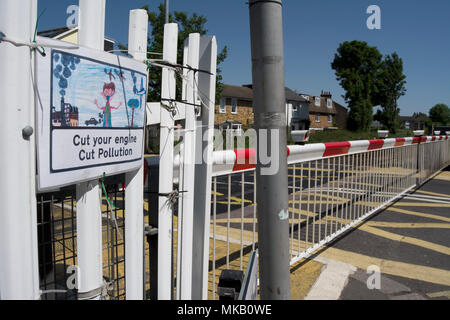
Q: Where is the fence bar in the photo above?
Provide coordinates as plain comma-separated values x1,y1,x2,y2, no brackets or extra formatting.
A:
0,0,40,300
192,35,217,300
158,23,178,300
178,33,199,300
124,8,148,300
76,0,105,300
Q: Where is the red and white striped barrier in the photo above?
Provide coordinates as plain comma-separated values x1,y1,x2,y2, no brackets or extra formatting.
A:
209,135,449,176
147,135,449,181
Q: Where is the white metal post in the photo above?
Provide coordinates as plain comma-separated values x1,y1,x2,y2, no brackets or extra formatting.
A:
192,36,217,299
179,33,200,299
0,0,40,300
76,0,105,300
125,8,148,300
158,23,178,300
78,0,106,51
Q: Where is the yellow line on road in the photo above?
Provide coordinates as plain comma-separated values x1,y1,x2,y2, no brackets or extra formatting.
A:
415,190,450,198
215,217,305,224
319,247,450,286
427,290,450,299
364,221,450,229
394,202,450,208
358,225,450,256
288,175,318,181
386,207,450,223
434,171,450,182
290,199,346,205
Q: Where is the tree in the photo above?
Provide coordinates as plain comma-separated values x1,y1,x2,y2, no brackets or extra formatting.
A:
331,41,383,131
429,104,450,125
373,53,407,133
142,3,228,103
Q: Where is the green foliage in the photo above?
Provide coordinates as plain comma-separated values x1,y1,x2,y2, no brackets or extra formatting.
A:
140,3,228,102
332,42,407,134
373,53,407,134
429,104,450,125
331,41,383,131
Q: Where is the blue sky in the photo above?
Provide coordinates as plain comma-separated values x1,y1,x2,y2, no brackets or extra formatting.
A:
38,0,450,116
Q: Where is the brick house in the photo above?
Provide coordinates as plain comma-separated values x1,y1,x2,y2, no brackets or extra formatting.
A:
302,91,347,130
216,84,310,134
216,85,254,134
399,115,429,131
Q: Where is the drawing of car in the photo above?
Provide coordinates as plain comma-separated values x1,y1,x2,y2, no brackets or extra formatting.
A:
85,118,99,126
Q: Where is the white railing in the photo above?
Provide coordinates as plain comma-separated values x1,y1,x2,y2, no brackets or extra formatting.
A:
206,136,450,299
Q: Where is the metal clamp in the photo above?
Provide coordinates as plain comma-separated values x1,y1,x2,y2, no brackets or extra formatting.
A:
77,280,112,300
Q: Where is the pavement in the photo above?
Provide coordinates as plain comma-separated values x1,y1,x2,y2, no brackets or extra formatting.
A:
300,166,450,300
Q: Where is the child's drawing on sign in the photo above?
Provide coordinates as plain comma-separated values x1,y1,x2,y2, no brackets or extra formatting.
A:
94,82,122,128
51,51,147,129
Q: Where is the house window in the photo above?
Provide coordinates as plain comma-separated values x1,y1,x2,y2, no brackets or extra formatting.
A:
327,99,332,108
231,98,238,114
219,98,226,114
315,113,321,123
328,114,333,123
315,97,321,107
232,123,242,131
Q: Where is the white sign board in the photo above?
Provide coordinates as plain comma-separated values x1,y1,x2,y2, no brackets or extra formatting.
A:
35,37,148,191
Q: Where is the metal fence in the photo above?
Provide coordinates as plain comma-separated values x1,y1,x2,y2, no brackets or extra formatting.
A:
35,136,449,300
37,178,127,300
207,136,450,299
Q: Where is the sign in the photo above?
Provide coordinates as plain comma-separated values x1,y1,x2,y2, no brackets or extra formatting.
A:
35,37,148,191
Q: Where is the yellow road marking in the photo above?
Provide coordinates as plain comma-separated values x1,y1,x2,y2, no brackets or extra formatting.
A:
387,207,450,223
289,167,332,172
288,208,319,217
290,259,324,300
434,171,450,182
290,199,346,205
394,202,450,208
215,217,306,224
415,190,450,198
288,175,318,181
364,221,450,229
319,247,450,286
427,290,450,299
290,193,346,202
358,225,450,256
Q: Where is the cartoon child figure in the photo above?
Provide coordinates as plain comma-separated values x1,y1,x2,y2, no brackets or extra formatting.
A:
94,82,122,128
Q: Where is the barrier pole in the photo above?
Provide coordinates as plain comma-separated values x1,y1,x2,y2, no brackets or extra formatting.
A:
125,8,148,300
249,0,291,300
76,0,105,300
0,0,40,300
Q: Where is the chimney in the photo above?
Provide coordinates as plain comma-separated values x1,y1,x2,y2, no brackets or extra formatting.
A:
321,90,332,99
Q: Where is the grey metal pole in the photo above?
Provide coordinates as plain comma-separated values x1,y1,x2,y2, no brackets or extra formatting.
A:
165,0,169,24
248,0,290,300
